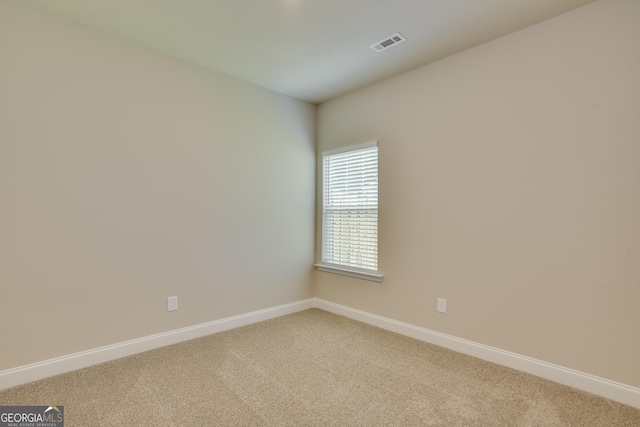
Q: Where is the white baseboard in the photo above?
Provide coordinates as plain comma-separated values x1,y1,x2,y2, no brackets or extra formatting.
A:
313,298,640,409
3,297,638,409
0,299,314,391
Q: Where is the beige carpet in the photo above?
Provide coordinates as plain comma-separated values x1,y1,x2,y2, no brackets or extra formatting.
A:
1,308,638,426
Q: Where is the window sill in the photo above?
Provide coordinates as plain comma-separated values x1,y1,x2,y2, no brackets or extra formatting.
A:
314,264,384,283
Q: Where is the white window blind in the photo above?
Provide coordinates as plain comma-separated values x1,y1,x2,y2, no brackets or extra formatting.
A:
322,143,378,271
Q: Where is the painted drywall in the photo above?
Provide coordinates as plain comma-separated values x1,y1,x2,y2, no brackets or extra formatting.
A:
316,0,640,388
0,0,315,371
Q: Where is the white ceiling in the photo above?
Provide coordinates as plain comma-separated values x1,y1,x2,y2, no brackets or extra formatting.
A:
23,0,596,104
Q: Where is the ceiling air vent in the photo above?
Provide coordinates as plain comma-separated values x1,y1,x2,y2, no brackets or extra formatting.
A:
370,32,407,53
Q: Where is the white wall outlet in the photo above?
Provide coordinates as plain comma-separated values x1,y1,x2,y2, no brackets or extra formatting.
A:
437,298,447,314
168,296,178,312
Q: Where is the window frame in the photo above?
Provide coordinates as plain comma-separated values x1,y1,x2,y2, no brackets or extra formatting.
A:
315,141,383,283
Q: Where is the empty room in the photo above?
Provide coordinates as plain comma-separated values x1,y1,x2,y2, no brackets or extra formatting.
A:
1,0,639,425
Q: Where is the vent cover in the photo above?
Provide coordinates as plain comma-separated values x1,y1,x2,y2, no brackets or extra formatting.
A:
370,32,407,53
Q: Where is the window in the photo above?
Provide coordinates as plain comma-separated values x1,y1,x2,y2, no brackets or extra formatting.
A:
316,142,383,282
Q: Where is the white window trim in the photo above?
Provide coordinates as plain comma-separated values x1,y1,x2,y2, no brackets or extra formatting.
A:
314,263,384,283
316,141,383,283
322,141,378,156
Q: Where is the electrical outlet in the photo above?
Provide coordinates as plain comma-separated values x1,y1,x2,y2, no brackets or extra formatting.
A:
168,296,178,312
437,298,447,314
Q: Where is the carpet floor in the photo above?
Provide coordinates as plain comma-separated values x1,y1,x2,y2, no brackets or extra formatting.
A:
1,308,639,426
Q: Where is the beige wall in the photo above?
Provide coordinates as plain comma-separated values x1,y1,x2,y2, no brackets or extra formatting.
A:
0,1,315,371
316,0,640,387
